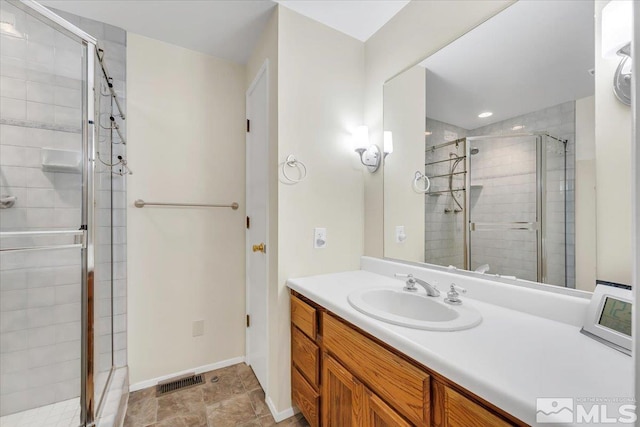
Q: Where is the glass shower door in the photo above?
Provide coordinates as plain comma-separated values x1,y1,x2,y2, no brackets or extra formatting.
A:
0,0,95,424
542,134,568,287
467,134,539,282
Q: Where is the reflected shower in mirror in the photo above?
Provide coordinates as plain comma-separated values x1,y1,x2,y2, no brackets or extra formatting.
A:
383,0,633,292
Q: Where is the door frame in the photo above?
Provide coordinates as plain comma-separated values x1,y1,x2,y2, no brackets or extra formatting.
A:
245,59,270,393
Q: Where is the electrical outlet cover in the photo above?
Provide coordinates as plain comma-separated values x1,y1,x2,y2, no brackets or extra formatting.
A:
314,228,327,248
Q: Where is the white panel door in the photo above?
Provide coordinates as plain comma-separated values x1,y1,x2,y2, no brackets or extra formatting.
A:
246,61,269,391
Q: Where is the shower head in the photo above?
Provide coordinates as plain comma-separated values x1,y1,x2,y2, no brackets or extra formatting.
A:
470,147,480,155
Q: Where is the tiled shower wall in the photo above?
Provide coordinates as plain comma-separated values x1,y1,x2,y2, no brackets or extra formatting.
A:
424,101,576,287
0,3,127,416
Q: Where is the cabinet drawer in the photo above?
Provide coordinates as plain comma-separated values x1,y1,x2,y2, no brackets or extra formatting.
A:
292,326,320,388
437,383,512,427
292,365,320,427
291,295,317,340
322,313,430,426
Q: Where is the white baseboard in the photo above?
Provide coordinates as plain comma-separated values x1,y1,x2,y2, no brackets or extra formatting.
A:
265,396,297,422
129,356,245,392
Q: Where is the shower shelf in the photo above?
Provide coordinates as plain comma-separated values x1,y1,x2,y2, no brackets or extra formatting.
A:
41,148,82,173
470,183,484,189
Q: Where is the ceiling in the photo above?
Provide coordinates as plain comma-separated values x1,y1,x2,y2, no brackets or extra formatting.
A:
39,0,410,64
420,0,595,130
275,0,410,42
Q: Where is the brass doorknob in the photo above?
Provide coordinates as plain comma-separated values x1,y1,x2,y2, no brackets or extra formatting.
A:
252,243,266,253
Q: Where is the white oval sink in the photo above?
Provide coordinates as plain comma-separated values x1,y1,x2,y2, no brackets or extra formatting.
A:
348,288,482,331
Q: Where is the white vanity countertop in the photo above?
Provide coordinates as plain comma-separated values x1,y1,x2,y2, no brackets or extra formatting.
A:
287,270,633,427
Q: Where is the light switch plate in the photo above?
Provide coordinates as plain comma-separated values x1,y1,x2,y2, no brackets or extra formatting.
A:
192,320,204,337
314,228,327,249
395,226,407,243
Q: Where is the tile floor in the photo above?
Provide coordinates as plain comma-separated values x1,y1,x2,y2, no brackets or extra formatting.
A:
0,398,80,427
124,363,309,427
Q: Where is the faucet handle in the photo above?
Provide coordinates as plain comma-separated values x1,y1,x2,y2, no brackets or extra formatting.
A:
395,273,418,291
451,284,466,294
444,283,466,305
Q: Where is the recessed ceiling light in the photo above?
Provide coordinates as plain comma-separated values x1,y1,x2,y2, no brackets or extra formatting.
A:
512,125,525,130
425,131,432,136
478,112,493,118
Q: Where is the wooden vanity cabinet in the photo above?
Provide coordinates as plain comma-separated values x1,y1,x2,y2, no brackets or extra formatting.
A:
290,292,525,427
291,295,321,427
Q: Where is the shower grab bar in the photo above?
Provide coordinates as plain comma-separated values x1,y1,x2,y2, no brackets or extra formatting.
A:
470,222,538,231
0,243,84,253
134,199,239,210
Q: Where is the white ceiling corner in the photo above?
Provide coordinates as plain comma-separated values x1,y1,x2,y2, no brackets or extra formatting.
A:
274,0,410,41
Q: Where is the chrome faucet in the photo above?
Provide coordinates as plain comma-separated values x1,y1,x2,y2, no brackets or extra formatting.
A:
474,264,490,274
395,273,440,297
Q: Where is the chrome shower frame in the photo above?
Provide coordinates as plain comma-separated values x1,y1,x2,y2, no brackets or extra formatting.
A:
8,1,99,425
463,132,566,286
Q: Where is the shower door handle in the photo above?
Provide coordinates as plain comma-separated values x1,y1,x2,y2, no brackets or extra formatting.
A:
0,229,86,253
469,222,538,232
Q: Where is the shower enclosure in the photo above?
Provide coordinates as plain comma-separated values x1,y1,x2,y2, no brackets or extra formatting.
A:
0,1,126,425
424,133,570,286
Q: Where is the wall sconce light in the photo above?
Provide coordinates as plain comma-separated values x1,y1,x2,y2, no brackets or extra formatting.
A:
352,126,377,172
602,0,632,106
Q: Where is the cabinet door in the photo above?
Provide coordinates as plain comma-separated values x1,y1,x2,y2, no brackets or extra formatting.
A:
363,389,413,427
292,366,320,427
433,381,512,427
322,355,364,426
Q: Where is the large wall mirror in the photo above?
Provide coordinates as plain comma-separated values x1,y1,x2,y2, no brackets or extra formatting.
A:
383,0,633,292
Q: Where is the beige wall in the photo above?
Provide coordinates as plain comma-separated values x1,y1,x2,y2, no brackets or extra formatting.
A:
126,34,246,385
273,6,365,413
595,1,632,285
363,0,513,258
383,66,425,262
575,96,597,291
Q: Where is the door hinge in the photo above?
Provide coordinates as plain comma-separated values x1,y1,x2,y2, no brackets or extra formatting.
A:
246,315,251,327
246,216,250,229
246,119,250,132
